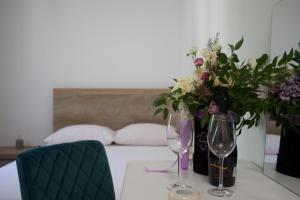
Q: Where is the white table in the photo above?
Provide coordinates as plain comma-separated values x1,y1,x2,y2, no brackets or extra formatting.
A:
264,162,300,196
121,161,300,200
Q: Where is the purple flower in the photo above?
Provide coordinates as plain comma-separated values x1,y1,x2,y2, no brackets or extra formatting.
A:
279,75,300,102
196,111,204,119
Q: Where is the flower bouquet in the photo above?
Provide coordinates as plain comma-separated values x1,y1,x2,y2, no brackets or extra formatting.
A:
154,33,275,134
266,44,300,129
153,33,283,186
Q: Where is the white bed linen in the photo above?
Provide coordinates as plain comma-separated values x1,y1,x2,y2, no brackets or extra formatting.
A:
265,134,280,155
264,155,278,163
0,145,175,200
264,134,280,164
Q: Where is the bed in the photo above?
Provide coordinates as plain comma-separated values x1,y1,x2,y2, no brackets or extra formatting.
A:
0,88,176,200
265,120,281,163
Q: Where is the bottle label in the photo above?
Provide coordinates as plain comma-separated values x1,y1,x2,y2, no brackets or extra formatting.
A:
209,161,231,178
233,167,237,177
193,117,209,175
196,129,208,151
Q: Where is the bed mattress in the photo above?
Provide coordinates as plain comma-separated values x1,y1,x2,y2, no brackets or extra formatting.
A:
0,145,175,200
264,134,280,164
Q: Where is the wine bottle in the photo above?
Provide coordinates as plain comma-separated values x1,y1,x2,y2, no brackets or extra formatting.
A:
208,147,237,187
276,124,300,178
193,115,208,175
208,86,237,187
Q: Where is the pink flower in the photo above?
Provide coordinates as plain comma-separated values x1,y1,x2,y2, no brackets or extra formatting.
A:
194,58,204,67
201,72,209,81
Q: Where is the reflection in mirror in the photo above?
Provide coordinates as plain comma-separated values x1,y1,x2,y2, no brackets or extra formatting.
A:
264,0,300,196
264,120,300,195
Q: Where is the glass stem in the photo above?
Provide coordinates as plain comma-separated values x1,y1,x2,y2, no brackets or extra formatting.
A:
218,157,224,191
177,154,182,185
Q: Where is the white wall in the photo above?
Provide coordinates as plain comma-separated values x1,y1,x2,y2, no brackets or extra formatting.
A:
0,0,278,166
0,0,186,146
271,0,300,57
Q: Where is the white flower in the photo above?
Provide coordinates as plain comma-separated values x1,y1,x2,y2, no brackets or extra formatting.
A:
247,58,257,69
193,72,204,85
188,47,198,56
200,65,209,73
210,51,217,65
225,76,234,88
201,48,217,66
212,43,222,52
172,77,194,94
214,76,222,86
201,48,210,59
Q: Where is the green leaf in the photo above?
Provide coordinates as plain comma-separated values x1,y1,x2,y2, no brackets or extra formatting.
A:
237,129,242,136
234,37,243,50
218,53,228,64
163,108,169,120
271,56,278,67
219,77,227,84
278,52,287,66
200,114,210,128
290,63,298,68
228,44,235,53
276,104,281,114
288,48,294,60
173,88,182,94
295,49,300,58
153,96,167,107
154,108,163,116
231,54,239,62
172,101,179,111
189,103,200,116
256,54,268,66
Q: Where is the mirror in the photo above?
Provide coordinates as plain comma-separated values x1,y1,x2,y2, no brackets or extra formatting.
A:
263,0,300,196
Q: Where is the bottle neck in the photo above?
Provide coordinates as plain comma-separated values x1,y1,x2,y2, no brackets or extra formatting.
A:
213,86,228,114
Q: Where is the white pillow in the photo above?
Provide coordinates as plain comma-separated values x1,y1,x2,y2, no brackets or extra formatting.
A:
44,125,115,145
114,123,167,146
265,134,280,155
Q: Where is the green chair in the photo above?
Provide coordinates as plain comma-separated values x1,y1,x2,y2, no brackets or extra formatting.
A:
16,140,115,200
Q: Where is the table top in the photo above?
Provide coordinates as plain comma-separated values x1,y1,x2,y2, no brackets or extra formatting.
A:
264,162,300,196
121,161,300,200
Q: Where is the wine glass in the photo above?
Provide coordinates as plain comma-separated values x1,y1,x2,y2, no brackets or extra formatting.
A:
207,113,236,197
166,111,193,190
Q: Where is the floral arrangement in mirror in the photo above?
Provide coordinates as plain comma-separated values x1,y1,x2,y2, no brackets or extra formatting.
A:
264,42,300,178
266,43,300,130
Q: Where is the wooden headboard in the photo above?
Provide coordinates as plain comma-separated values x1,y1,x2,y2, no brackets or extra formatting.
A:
53,88,169,132
266,120,281,135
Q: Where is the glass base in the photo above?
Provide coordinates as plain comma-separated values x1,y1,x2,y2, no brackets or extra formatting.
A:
208,187,233,197
167,183,192,190
169,188,201,200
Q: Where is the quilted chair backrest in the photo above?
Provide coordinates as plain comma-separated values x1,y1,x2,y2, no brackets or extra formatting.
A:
16,140,115,200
